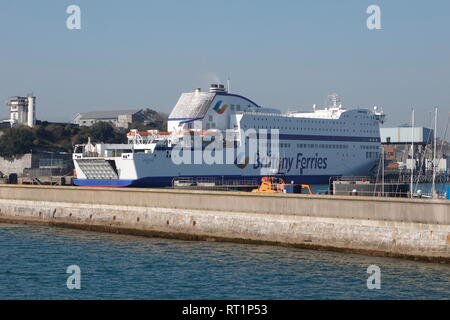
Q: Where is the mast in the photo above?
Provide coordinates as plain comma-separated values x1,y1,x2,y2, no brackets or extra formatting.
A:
381,145,385,196
431,107,438,198
410,108,414,198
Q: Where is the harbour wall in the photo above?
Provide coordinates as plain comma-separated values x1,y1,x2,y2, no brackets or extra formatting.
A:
0,185,448,263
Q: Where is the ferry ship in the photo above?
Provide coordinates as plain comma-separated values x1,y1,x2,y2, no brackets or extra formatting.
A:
72,84,385,187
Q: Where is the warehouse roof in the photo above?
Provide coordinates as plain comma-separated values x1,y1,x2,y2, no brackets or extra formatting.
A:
76,109,142,120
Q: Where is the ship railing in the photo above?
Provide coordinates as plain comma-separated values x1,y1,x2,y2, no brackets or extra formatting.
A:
328,175,446,198
329,176,373,184
172,176,260,190
330,175,413,185
330,188,447,199
127,134,173,144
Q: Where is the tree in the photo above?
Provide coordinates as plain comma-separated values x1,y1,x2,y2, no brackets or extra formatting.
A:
0,127,34,158
88,122,115,142
70,122,123,145
129,108,168,131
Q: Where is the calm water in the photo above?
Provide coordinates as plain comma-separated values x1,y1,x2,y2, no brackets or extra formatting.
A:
0,223,448,300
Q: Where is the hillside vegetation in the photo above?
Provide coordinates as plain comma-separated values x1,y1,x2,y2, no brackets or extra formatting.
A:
0,108,167,158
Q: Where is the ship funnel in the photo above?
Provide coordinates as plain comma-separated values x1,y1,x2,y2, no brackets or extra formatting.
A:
209,84,227,93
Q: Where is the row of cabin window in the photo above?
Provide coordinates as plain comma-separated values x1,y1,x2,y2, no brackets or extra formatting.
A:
366,152,379,159
243,125,377,134
251,117,377,126
361,145,379,150
274,143,350,149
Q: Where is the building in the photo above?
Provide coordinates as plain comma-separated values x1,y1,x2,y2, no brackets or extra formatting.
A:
380,126,433,172
0,152,72,176
380,126,433,145
380,126,450,178
2,95,36,127
72,109,143,128
405,157,449,173
425,157,449,173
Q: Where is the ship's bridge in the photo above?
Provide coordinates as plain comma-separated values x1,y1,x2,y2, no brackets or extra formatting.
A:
287,107,346,120
286,93,346,119
285,93,385,122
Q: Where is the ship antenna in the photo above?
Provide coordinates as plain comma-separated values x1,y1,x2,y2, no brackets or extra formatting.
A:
328,93,341,109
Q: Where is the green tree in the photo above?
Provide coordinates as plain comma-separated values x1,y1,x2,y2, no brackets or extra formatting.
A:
70,122,126,145
0,126,34,158
88,122,115,142
129,108,168,131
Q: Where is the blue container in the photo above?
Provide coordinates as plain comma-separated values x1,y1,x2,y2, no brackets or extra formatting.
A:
447,186,450,200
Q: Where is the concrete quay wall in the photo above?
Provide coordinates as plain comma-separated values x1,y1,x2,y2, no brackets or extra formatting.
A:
0,185,448,263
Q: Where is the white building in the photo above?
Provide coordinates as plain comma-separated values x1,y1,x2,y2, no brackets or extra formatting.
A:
406,157,449,173
73,109,143,129
380,127,433,145
4,95,36,127
426,158,449,173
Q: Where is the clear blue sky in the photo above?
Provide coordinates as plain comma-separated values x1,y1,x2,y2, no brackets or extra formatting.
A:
1,0,449,137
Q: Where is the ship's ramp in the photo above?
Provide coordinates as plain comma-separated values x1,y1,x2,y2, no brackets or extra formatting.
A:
77,159,118,180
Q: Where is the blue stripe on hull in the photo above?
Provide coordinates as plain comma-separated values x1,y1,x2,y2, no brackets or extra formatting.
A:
73,179,135,187
147,134,380,145
73,174,338,188
278,134,380,143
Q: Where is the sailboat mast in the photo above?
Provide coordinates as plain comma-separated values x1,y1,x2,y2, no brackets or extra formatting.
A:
432,107,438,198
381,145,385,197
410,108,414,198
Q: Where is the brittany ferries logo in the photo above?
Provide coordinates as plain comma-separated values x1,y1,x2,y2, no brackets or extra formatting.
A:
213,100,228,114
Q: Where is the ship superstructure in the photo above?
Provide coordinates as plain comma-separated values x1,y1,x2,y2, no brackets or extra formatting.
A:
73,85,385,187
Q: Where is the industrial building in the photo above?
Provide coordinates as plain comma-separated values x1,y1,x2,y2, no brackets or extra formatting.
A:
2,95,36,127
72,109,143,128
380,126,433,145
380,126,450,177
380,126,433,171
0,152,73,177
